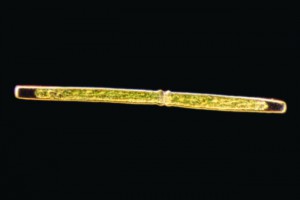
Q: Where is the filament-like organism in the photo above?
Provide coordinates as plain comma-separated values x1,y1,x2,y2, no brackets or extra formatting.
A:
15,85,287,114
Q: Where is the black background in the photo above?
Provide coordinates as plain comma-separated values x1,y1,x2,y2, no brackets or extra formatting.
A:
3,7,299,199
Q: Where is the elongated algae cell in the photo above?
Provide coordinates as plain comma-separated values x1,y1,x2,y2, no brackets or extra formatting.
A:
15,85,287,114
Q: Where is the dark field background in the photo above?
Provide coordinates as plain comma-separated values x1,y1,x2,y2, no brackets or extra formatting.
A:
3,7,300,199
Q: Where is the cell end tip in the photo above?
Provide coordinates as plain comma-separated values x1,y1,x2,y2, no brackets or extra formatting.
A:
14,85,21,99
14,85,37,100
266,100,287,114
